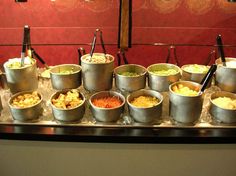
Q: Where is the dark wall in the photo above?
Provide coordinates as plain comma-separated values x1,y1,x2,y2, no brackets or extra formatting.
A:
1,0,236,67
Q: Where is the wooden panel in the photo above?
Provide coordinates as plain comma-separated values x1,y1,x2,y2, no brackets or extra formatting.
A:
118,0,131,49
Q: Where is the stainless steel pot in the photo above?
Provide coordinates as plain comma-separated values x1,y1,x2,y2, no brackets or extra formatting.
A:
50,64,82,90
147,63,181,92
81,53,114,92
0,96,2,116
210,91,236,123
50,89,86,122
8,91,43,122
181,64,210,84
89,91,125,122
215,57,236,93
114,64,147,93
127,89,163,123
0,71,8,89
4,59,38,94
169,81,203,124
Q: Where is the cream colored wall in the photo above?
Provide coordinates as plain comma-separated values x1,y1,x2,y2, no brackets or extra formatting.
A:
0,140,236,176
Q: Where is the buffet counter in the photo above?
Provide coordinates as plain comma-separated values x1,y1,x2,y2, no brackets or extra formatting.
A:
1,77,236,144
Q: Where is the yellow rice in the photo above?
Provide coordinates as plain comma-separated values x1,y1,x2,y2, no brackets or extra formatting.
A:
130,95,159,108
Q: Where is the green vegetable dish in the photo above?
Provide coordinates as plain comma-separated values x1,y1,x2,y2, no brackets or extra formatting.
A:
150,69,178,76
119,71,140,77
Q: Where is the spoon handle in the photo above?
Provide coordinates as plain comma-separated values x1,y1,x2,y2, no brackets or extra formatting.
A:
89,29,107,59
117,50,129,66
21,25,30,66
200,64,217,93
31,48,49,69
78,47,86,65
216,35,226,66
90,31,97,58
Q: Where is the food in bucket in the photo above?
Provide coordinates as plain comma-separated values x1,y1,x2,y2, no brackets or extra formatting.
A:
51,89,83,109
92,96,122,108
212,97,236,110
172,84,199,96
84,54,112,63
183,64,209,74
11,91,41,108
150,68,178,76
225,61,236,68
119,71,140,77
218,59,236,68
6,57,34,69
130,95,159,108
57,69,75,75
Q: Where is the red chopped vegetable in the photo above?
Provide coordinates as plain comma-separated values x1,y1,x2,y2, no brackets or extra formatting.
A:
92,96,122,108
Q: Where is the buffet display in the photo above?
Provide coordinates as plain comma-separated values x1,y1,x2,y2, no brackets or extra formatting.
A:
0,28,236,129
0,57,236,129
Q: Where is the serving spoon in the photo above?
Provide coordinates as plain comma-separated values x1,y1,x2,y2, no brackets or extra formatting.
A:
198,64,217,95
216,35,226,66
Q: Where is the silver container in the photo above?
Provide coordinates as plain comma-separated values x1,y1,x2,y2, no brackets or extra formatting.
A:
3,59,38,94
215,57,236,93
0,71,8,89
127,89,163,123
147,63,181,92
8,91,43,122
169,81,203,124
81,53,114,92
50,64,82,90
50,89,86,122
0,96,2,116
181,64,210,84
89,91,125,122
114,64,147,93
210,91,236,123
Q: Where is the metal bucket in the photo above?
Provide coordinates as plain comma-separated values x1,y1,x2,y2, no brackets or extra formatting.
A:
169,81,203,124
50,89,86,123
0,71,8,89
50,64,82,90
89,91,125,122
0,96,2,116
215,57,236,93
127,89,163,123
3,59,38,94
210,91,236,123
181,64,210,84
147,63,181,92
8,91,43,122
114,64,147,93
81,53,114,92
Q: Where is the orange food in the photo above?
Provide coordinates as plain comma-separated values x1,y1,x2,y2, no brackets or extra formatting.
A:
92,96,122,108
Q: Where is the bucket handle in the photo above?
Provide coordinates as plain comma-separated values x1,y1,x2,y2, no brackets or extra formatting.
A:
117,50,129,66
165,45,180,66
204,50,217,65
78,47,86,65
90,29,107,59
